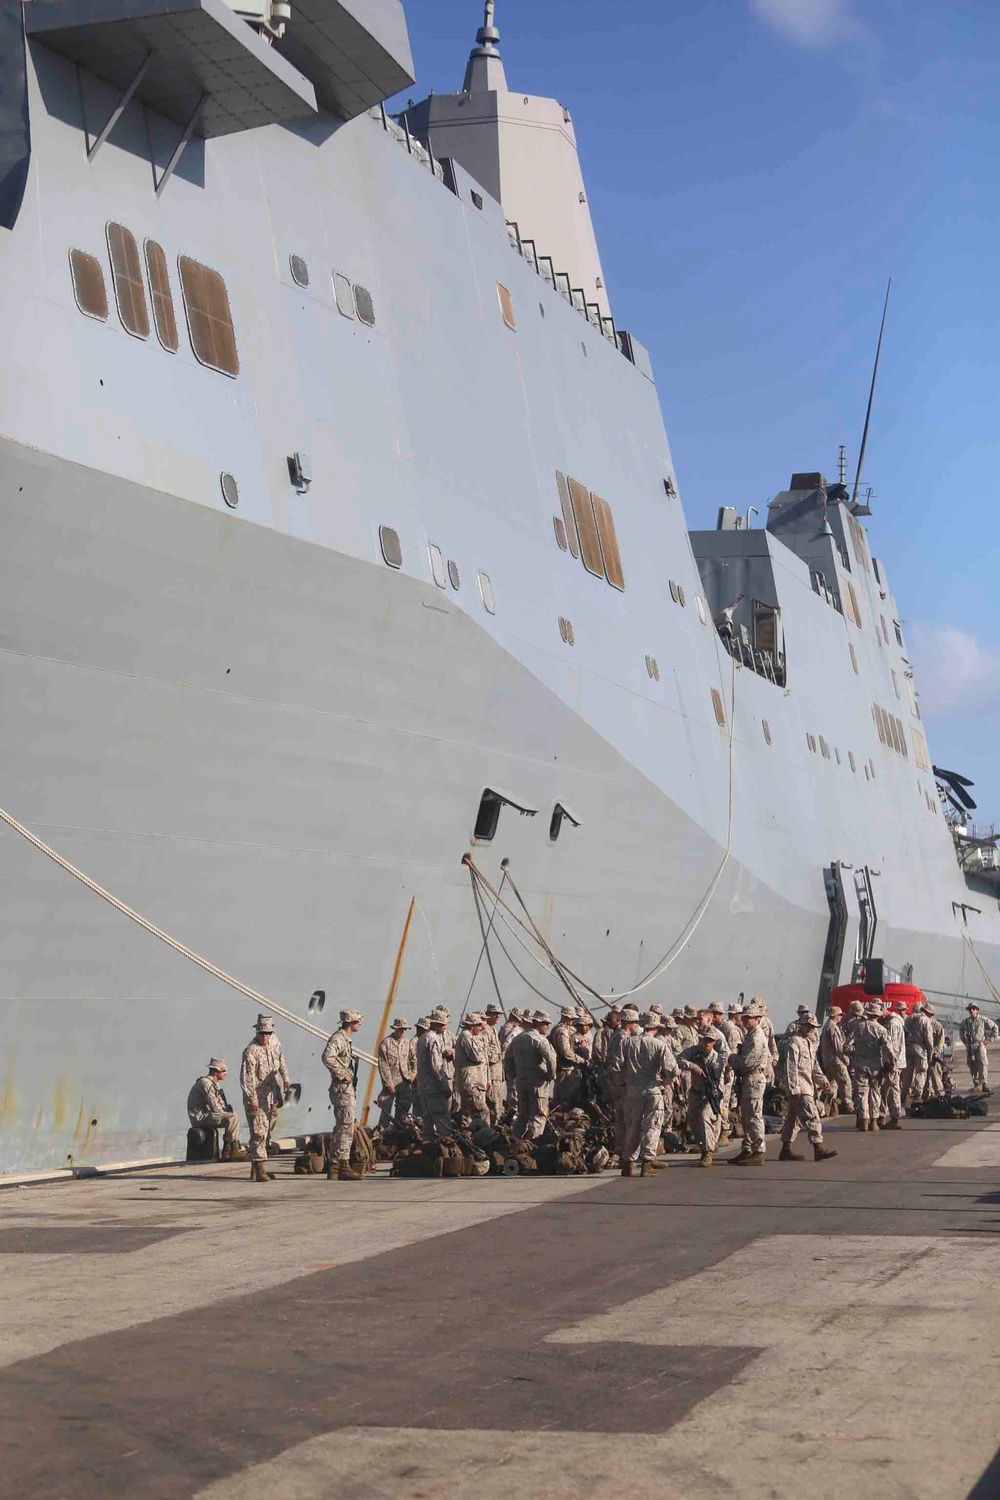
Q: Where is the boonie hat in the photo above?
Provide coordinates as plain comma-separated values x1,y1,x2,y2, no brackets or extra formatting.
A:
532,1009,551,1025
430,1006,450,1024
208,1057,227,1072
390,1017,410,1031
255,1015,275,1034
484,1003,503,1017
340,1008,363,1025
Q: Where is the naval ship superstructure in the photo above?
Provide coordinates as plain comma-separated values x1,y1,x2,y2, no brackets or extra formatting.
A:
1,0,997,1174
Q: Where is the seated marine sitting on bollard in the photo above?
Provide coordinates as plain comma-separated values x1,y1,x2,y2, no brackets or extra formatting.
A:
186,1057,247,1161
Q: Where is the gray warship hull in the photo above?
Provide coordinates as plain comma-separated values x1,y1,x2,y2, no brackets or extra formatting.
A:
1,2,997,1174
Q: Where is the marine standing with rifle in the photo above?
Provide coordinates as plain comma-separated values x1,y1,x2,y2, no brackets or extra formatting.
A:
678,1029,727,1167
322,1008,365,1181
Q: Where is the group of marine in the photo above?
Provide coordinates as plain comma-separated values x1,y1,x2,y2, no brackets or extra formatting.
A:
186,993,996,1182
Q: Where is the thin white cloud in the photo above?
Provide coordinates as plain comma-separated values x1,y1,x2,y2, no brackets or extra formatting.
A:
750,0,857,47
910,624,1000,718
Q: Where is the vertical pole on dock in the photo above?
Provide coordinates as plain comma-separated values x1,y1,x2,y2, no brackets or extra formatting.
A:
361,896,416,1126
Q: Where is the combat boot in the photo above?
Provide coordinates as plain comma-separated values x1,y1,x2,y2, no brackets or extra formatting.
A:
870,1119,880,1131
337,1161,364,1181
639,1160,659,1178
855,1118,866,1132
222,1143,248,1163
699,1151,714,1167
778,1145,804,1161
620,1161,635,1177
250,1161,268,1182
885,1118,902,1130
813,1145,838,1162
733,1152,764,1166
729,1150,754,1165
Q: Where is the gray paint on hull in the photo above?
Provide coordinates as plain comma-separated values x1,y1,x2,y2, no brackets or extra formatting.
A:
0,441,835,1173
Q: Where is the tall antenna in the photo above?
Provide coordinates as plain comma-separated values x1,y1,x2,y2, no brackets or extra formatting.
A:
851,278,891,508
838,444,846,485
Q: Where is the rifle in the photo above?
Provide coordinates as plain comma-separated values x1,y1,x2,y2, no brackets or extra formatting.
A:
451,1125,489,1163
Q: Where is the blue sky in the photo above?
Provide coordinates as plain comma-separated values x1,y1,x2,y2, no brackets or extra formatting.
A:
395,0,1000,821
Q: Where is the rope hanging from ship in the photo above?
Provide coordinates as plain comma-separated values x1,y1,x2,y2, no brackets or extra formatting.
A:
0,805,380,1064
463,646,740,1007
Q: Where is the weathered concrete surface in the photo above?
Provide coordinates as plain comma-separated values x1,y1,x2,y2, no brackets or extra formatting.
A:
2,1112,1000,1500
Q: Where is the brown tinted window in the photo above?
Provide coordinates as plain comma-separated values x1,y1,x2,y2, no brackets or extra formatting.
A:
497,282,516,329
591,492,624,590
178,255,239,376
846,582,862,628
568,477,604,577
553,516,568,551
379,525,402,568
354,284,375,326
556,472,579,558
69,248,108,321
144,240,178,352
107,223,149,339
711,689,726,726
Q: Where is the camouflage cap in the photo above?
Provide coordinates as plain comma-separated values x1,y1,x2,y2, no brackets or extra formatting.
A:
340,1008,363,1025
430,1006,451,1024
484,1003,503,1017
743,1001,766,1019
575,1011,592,1025
255,1015,275,1034
710,1002,724,1013
798,1011,820,1028
683,1005,697,1018
649,1003,664,1015
749,995,768,1009
966,1002,980,1011
560,1004,579,1020
389,1016,410,1030
923,1004,935,1017
620,1005,640,1021
415,1016,431,1029
462,1011,485,1027
208,1057,227,1072
849,1000,864,1014
532,1009,552,1025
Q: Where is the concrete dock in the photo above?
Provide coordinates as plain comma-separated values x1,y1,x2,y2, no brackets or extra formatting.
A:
2,1112,1000,1500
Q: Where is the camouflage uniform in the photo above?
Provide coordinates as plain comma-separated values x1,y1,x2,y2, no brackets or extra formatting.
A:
850,1014,893,1127
187,1069,241,1148
925,1012,945,1097
322,1019,359,1161
240,1026,290,1164
818,1012,853,1108
377,1025,413,1125
904,1008,935,1102
618,1030,678,1165
780,1031,829,1148
881,1009,906,1123
960,1010,997,1090
482,1010,505,1120
733,1020,772,1157
456,1018,490,1127
505,1020,557,1139
416,1024,456,1139
678,1041,726,1159
550,1010,584,1107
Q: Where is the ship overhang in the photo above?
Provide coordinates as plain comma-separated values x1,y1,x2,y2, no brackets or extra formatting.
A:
23,0,320,137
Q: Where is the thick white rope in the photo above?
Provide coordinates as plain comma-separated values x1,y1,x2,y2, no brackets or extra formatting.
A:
0,806,376,1065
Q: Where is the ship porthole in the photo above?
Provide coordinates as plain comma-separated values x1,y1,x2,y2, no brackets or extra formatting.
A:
220,472,239,509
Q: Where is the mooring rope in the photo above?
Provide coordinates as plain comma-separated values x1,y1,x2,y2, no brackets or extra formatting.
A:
0,806,376,1065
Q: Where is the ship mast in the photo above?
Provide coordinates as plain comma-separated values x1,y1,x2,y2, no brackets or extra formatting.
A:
851,279,891,510
463,0,507,92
